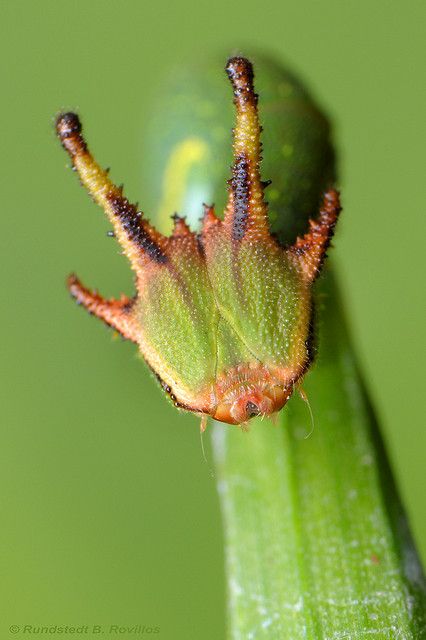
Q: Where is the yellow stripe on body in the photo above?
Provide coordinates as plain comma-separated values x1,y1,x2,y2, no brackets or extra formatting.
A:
156,137,210,233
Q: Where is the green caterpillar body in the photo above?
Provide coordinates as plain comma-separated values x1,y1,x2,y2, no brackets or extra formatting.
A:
144,53,335,242
58,55,340,427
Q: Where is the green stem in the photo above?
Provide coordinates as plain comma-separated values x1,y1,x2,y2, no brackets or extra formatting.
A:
212,270,426,639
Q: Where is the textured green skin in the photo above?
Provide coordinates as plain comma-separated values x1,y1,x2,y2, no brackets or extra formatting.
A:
148,54,426,636
136,249,217,397
134,227,309,412
206,235,309,370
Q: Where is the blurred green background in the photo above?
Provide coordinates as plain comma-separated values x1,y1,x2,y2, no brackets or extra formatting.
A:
1,1,425,638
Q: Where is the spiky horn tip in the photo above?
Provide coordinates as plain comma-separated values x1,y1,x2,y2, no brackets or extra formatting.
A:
225,57,257,108
56,112,86,156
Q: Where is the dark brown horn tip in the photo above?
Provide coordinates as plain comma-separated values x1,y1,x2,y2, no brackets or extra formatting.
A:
225,57,255,100
56,112,81,139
